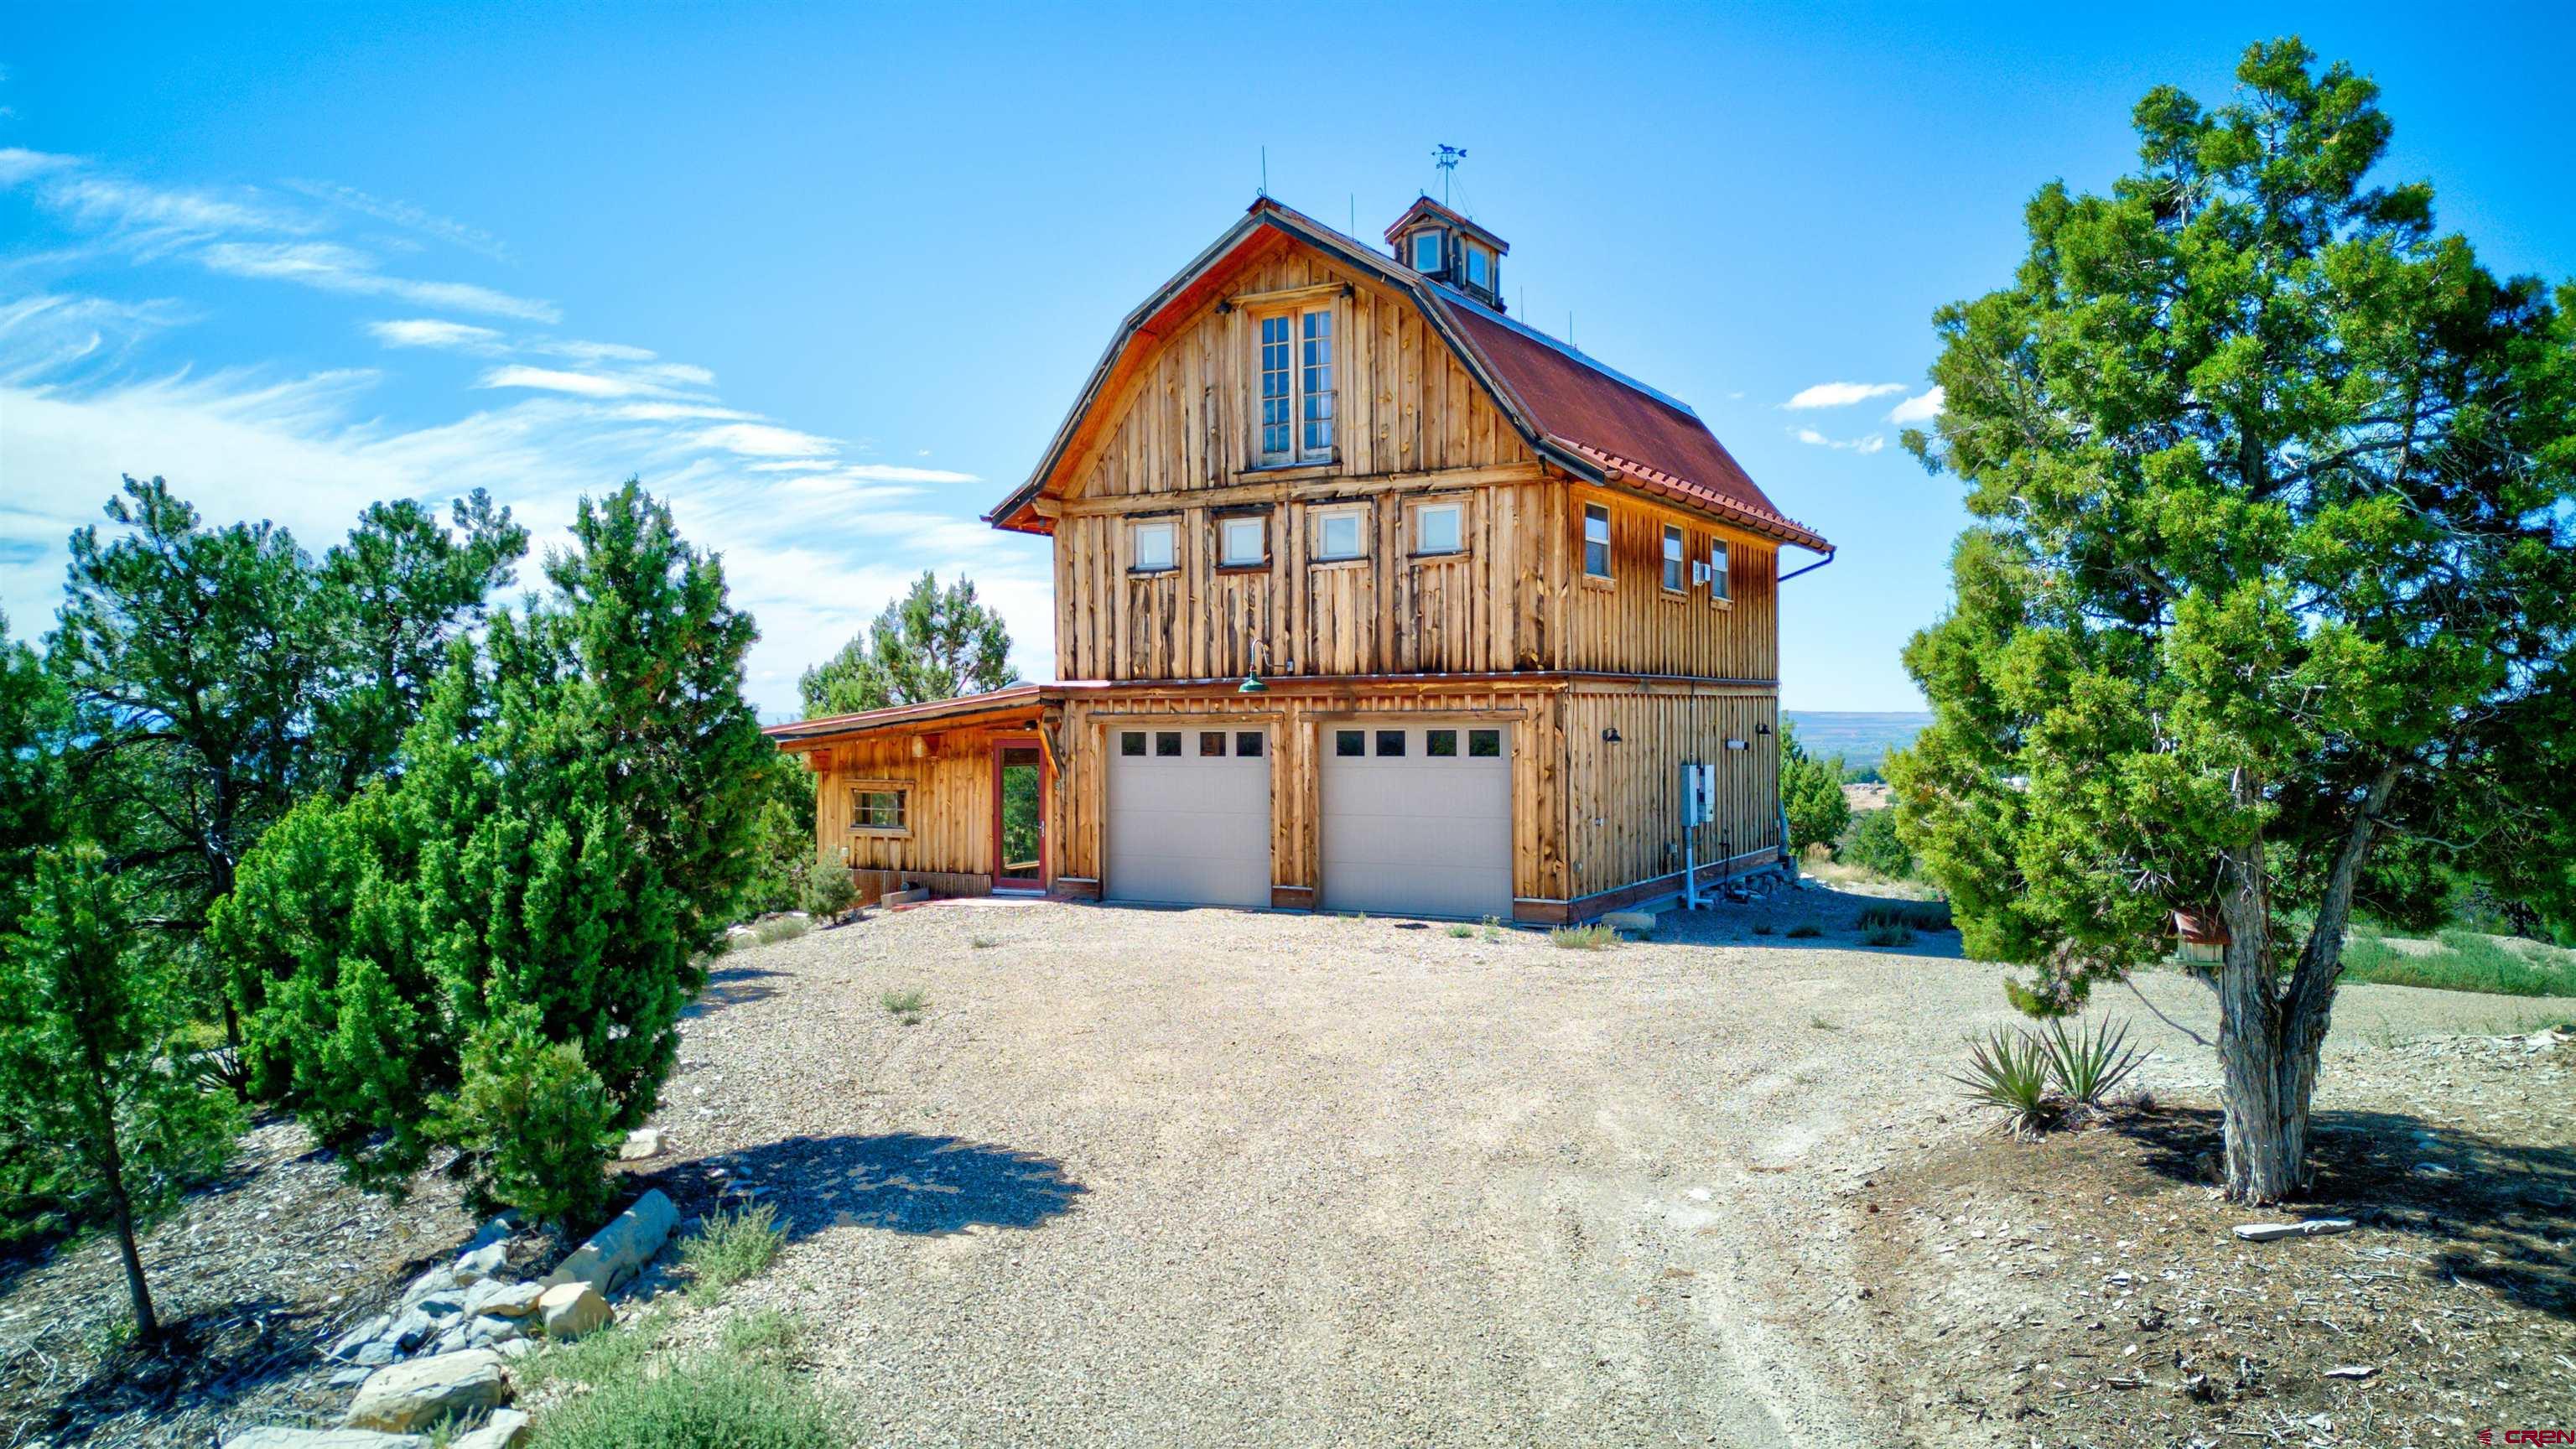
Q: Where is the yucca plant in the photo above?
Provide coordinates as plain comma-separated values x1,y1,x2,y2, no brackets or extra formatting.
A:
1951,1028,2057,1138
2038,1016,2144,1109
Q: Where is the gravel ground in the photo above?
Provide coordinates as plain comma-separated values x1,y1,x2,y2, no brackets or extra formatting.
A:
629,887,2571,1448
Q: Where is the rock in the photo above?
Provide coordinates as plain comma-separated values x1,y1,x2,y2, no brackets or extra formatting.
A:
223,1431,429,1449
413,1291,470,1322
2324,1364,2376,1379
538,1281,613,1339
351,1337,402,1368
329,1314,392,1362
328,1366,375,1389
494,1337,540,1361
460,1216,516,1255
398,1267,460,1308
452,1242,509,1285
1601,910,1658,932
450,1409,532,1449
387,1308,439,1353
465,1314,526,1347
619,1127,667,1161
341,1349,510,1432
543,1188,678,1296
2232,1218,2357,1242
468,1281,543,1318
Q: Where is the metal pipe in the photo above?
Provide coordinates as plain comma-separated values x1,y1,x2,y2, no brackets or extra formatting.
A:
1779,547,1837,584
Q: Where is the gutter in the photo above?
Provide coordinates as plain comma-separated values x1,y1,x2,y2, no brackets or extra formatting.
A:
1779,548,1837,584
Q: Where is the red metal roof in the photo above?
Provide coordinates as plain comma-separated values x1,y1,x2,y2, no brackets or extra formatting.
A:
763,683,1052,745
1439,303,1828,551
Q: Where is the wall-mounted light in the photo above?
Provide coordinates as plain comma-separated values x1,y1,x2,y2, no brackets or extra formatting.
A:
1756,722,1772,736
1725,738,1750,750
1602,727,1623,744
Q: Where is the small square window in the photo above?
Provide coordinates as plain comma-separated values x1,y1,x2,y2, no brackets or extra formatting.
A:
852,787,906,831
1155,730,1182,757
1374,730,1405,757
1235,731,1264,757
1415,501,1463,556
1709,541,1732,602
1133,519,1176,573
1334,729,1365,757
1583,504,1612,579
1313,506,1365,562
1120,731,1146,757
1220,515,1265,567
1468,729,1502,757
1198,730,1227,757
1426,729,1458,757
1663,525,1685,591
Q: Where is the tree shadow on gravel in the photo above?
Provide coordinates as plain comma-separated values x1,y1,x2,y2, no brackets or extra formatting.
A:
684,964,787,1015
649,1132,1087,1239
1,1292,328,1447
2107,1103,2576,1321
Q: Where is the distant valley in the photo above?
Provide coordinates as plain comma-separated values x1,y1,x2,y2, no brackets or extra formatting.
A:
1782,711,1933,771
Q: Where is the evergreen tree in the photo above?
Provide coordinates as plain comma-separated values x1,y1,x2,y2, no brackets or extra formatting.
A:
1779,722,1852,856
218,481,771,1223
1891,40,2576,1200
0,844,239,1340
798,570,1012,718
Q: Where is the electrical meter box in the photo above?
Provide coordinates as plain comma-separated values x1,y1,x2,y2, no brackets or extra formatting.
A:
1679,762,1716,826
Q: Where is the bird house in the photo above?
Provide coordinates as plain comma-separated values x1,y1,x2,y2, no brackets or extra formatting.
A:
2172,908,2229,965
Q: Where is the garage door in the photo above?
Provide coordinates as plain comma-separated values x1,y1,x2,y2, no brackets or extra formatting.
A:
1321,722,1512,918
1105,724,1271,908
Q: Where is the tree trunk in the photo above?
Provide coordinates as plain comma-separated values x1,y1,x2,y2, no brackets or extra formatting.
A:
2212,842,2307,1202
100,1117,160,1342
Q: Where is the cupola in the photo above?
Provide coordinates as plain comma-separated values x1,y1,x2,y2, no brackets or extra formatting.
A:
1384,196,1509,311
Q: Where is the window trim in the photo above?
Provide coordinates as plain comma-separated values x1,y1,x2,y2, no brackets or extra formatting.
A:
1410,497,1467,559
848,782,911,837
1217,512,1268,570
1255,303,1337,466
1309,501,1369,564
1581,501,1613,581
1660,523,1687,595
1130,517,1178,575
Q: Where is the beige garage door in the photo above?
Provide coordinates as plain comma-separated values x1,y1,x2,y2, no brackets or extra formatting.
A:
1105,724,1271,908
1321,722,1512,918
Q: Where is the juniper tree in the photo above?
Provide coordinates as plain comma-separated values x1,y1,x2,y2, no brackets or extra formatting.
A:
797,570,1012,718
1892,40,2576,1200
1779,722,1852,857
217,481,771,1223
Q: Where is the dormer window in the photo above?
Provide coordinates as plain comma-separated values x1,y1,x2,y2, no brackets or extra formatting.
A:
1385,198,1508,309
1409,230,1446,274
1463,241,1493,291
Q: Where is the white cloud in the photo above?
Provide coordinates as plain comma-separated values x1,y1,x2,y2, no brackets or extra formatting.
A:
1784,381,1905,410
475,364,657,398
1886,386,1945,424
284,179,509,262
368,318,503,350
695,422,839,458
534,338,659,364
842,464,980,484
200,241,559,322
1792,427,1887,454
0,148,81,185
611,402,760,423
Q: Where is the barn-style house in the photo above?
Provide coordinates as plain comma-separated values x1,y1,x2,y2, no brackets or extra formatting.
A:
766,195,1833,923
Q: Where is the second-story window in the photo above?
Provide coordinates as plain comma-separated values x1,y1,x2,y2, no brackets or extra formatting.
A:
1258,307,1335,465
1583,502,1613,579
1413,501,1463,556
1709,539,1732,603
1131,518,1176,574
1219,514,1265,568
1662,525,1685,592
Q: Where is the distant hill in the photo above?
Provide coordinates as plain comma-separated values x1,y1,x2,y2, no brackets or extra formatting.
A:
1783,711,1932,772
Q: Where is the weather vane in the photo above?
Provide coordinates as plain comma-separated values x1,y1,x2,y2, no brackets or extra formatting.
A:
1433,143,1467,205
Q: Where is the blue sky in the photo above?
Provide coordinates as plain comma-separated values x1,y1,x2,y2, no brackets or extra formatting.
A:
3,3,2569,716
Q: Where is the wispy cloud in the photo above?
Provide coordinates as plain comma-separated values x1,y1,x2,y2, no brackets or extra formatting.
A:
0,148,80,185
1886,386,1944,424
200,240,558,321
1792,426,1887,454
285,179,510,262
696,422,839,457
1784,381,1905,410
368,317,504,350
475,363,662,397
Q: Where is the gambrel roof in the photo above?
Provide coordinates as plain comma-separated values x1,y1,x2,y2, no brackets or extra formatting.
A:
985,197,1830,554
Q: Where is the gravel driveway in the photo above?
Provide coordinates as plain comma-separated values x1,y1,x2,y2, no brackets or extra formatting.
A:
649,892,2565,1448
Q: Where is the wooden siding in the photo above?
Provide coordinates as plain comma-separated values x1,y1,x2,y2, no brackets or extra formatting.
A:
1556,482,1780,679
807,719,1040,879
1559,688,1781,902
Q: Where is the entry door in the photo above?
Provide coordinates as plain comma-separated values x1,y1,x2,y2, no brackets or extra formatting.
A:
1320,722,1512,918
1105,724,1270,907
994,741,1046,893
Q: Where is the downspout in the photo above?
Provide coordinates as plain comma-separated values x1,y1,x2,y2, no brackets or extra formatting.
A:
1779,546,1836,584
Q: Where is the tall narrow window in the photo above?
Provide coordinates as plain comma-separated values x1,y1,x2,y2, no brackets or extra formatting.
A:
1662,525,1685,591
1709,540,1732,603
1583,503,1613,579
1299,309,1335,459
1463,242,1492,288
1410,231,1444,273
1259,315,1293,460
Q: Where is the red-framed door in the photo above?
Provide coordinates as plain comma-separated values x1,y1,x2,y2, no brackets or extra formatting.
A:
991,737,1048,894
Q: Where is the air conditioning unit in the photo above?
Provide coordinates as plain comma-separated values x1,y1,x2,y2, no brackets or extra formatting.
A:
1690,559,1712,584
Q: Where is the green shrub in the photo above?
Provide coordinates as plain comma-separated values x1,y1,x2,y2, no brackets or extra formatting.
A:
1480,917,1507,943
720,1308,804,1363
2038,1016,2144,1107
880,987,928,1023
527,1351,835,1449
2340,929,2576,998
1951,1028,2057,1138
1862,922,1915,947
517,1306,666,1389
1857,902,1951,934
1445,924,1473,938
680,1202,786,1301
444,1014,618,1228
1549,924,1618,950
752,917,808,946
969,935,998,949
1784,922,1823,939
1750,922,1774,936
1837,808,1915,880
798,854,856,921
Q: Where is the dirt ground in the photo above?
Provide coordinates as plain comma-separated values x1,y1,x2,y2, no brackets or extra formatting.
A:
4,885,2568,1446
